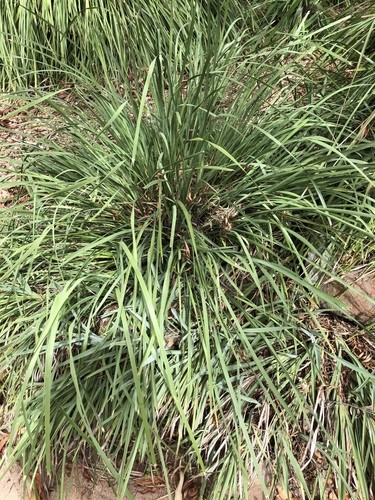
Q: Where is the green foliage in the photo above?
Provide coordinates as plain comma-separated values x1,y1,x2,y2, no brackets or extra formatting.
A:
0,1,374,499
2,0,372,90
0,0,243,90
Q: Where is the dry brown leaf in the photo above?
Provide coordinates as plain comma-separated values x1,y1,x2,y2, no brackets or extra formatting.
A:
134,475,165,487
183,484,199,499
30,471,49,500
0,432,9,455
57,90,69,100
134,475,165,494
182,477,201,500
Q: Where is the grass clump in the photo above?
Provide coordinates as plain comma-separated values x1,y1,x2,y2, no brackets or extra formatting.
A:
0,0,243,90
0,2,375,499
2,0,373,90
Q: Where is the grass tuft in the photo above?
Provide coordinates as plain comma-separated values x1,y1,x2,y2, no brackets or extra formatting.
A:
1,1,375,499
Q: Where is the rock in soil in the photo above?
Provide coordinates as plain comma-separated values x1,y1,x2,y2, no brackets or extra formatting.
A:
321,269,375,325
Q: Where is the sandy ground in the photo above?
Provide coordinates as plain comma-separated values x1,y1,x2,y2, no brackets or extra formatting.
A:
0,463,266,499
0,463,160,500
0,463,117,500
